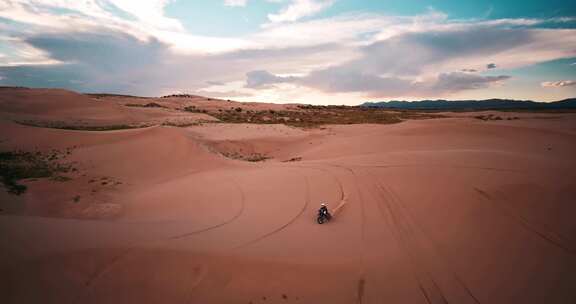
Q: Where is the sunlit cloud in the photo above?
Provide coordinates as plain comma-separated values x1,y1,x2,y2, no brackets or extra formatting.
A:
224,0,248,7
541,80,576,87
267,0,334,24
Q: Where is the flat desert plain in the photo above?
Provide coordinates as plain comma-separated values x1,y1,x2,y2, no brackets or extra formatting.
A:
1,88,575,304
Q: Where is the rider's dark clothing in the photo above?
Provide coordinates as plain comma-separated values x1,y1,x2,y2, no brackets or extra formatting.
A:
319,206,330,217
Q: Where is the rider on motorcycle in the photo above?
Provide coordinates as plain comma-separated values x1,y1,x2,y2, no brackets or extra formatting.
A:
319,203,331,219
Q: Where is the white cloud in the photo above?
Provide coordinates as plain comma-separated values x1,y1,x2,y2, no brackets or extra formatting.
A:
254,13,391,48
107,0,181,30
0,36,59,66
224,0,248,7
0,0,182,40
541,80,576,87
267,0,334,24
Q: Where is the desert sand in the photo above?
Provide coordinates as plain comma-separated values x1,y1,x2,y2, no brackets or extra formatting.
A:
1,87,575,303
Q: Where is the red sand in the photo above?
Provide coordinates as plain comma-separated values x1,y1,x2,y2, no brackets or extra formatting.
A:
1,88,576,303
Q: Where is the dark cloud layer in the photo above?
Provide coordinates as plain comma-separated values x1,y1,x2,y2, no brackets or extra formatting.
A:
242,26,523,97
0,31,347,95
1,31,251,95
245,70,297,88
245,68,511,97
1,31,173,95
337,26,530,77
433,72,509,91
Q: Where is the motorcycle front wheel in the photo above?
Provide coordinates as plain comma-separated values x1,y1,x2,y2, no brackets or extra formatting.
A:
317,216,326,224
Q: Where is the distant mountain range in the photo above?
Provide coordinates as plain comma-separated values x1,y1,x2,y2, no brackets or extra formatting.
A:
361,98,576,110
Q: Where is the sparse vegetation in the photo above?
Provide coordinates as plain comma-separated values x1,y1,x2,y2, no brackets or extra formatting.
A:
0,86,29,90
0,149,75,195
87,93,147,99
244,154,269,162
125,102,166,108
283,157,302,162
16,120,150,131
161,121,202,127
221,151,270,162
161,94,198,98
474,114,519,121
182,105,208,113
208,106,442,127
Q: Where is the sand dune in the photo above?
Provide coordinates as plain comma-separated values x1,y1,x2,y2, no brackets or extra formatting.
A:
0,87,216,127
1,88,575,303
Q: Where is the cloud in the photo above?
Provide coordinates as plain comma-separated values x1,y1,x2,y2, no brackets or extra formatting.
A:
301,68,414,96
106,0,182,30
351,26,537,77
433,72,510,92
24,32,165,69
245,70,297,88
0,31,245,95
267,0,334,24
245,69,511,97
486,63,497,69
541,80,576,87
0,30,339,95
253,13,392,49
239,25,553,97
224,0,247,7
0,31,168,94
0,0,182,32
1,1,575,101
197,90,254,98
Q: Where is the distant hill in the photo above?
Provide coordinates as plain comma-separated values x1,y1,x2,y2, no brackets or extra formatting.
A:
361,98,576,110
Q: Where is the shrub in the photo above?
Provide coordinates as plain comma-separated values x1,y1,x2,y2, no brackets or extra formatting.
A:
125,102,165,108
0,150,74,195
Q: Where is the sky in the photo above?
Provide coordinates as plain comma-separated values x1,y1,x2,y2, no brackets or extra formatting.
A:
0,0,575,104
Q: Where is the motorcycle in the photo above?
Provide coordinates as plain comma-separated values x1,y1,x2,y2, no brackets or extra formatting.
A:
317,210,332,224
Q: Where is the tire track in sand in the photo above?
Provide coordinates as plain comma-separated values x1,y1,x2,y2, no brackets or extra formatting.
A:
324,164,368,304
232,169,310,250
284,164,347,213
355,163,522,174
76,176,246,304
280,163,366,302
475,187,576,256
358,168,448,304
379,174,480,303
170,178,246,239
366,168,482,303
183,168,311,301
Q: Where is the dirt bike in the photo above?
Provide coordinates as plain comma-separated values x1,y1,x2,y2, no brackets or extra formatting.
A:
317,210,332,224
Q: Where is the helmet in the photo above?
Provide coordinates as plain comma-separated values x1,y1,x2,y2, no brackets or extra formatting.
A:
320,203,326,206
